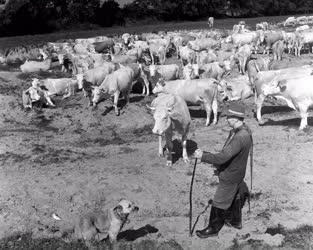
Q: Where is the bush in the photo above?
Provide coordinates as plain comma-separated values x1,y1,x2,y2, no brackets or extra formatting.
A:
96,0,125,27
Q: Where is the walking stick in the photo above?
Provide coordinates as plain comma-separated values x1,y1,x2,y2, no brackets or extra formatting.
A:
189,158,197,237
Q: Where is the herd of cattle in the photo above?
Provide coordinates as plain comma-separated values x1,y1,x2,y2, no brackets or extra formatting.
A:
1,16,313,165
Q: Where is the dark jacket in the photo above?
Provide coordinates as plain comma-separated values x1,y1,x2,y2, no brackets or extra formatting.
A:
201,124,252,184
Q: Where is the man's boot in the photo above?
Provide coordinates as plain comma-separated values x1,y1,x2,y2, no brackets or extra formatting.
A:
225,194,242,229
196,206,225,238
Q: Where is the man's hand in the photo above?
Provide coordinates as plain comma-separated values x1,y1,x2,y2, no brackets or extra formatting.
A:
192,149,203,159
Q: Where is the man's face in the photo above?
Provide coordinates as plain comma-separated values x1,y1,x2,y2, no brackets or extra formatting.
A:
227,116,238,128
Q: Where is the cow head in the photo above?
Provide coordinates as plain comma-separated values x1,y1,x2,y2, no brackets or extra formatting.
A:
150,97,175,135
92,87,107,106
152,78,165,94
217,79,232,101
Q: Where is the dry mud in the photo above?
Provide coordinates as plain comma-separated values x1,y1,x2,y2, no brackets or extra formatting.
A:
1,55,313,249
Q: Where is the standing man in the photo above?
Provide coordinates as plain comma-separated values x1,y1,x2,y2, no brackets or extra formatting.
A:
192,102,252,238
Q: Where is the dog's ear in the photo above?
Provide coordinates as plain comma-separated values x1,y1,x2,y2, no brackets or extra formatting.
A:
114,205,123,213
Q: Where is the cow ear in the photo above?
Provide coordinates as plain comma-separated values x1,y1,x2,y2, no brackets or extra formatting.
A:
278,79,287,91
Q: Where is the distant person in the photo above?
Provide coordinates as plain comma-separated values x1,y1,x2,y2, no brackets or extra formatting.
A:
192,102,252,238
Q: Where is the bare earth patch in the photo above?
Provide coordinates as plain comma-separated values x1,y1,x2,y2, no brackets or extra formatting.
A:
1,52,313,249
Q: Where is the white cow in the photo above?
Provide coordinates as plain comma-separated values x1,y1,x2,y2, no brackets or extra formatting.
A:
253,65,313,125
92,66,134,116
153,78,218,126
262,75,313,130
148,93,191,166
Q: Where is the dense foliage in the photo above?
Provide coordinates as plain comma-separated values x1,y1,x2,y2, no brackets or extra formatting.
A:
0,0,312,37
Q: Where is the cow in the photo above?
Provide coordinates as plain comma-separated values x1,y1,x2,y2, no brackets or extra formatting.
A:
233,44,251,74
188,38,220,51
149,43,167,65
152,78,218,126
253,65,313,125
260,75,313,130
94,39,115,53
92,66,134,116
247,56,271,88
38,78,79,98
125,63,150,96
260,31,286,55
196,50,217,66
149,64,180,81
208,17,214,28
77,62,120,105
294,30,313,56
200,60,231,81
284,17,297,27
183,63,199,80
272,40,285,61
20,58,52,73
178,45,197,65
111,53,138,65
219,75,253,101
285,32,297,54
296,25,310,32
148,93,191,166
228,31,261,49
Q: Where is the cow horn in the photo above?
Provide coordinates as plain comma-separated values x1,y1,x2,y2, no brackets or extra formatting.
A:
146,104,156,111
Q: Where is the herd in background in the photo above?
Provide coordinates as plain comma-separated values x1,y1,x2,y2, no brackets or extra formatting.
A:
1,15,313,165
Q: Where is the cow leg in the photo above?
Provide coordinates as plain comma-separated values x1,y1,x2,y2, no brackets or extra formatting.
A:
212,97,218,125
150,52,154,65
165,130,173,167
113,90,120,116
203,101,212,126
256,94,266,124
299,105,308,130
141,73,150,96
158,135,163,157
182,133,189,163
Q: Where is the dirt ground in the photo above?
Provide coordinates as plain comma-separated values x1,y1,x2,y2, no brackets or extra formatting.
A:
1,53,313,250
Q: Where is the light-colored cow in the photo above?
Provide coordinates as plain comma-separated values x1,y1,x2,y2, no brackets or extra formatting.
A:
152,78,218,126
253,65,313,125
20,59,52,73
92,66,134,115
149,64,180,81
148,93,191,166
261,75,313,130
38,78,79,98
219,75,253,101
78,62,120,105
272,40,284,61
200,60,231,80
208,17,214,28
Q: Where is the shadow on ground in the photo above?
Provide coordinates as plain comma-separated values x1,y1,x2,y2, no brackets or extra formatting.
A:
0,232,183,250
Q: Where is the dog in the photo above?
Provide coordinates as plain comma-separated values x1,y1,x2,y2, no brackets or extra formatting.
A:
74,199,139,243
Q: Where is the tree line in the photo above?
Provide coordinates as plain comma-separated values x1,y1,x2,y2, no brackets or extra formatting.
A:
0,0,312,37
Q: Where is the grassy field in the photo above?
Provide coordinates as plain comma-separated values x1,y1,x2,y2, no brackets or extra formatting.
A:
0,14,309,50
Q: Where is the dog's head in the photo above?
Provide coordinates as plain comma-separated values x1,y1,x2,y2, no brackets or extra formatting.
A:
114,199,139,216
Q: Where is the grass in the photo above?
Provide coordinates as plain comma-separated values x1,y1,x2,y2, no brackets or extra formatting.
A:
0,13,312,50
